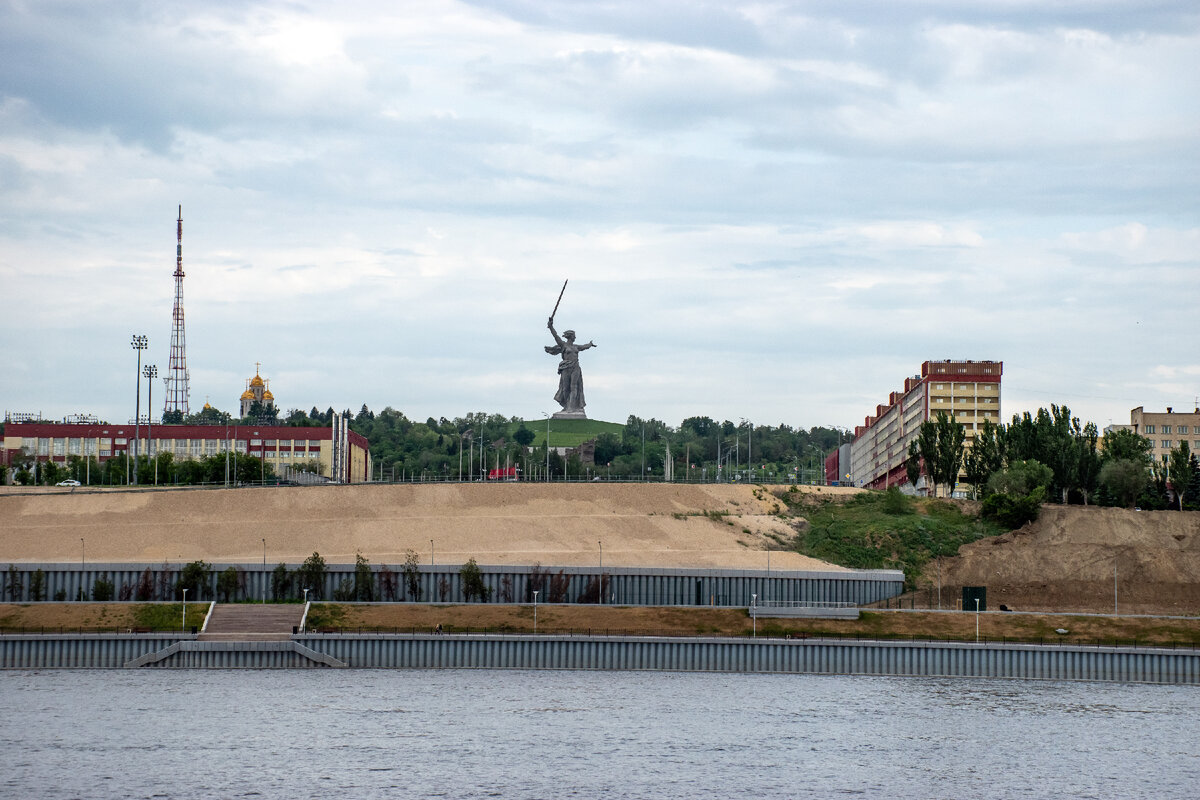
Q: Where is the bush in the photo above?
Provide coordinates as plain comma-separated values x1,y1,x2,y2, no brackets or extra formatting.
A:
54,589,67,602
882,486,911,515
333,578,355,601
982,487,1045,530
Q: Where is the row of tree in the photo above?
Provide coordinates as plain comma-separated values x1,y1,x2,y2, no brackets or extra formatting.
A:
908,406,1199,513
345,405,847,482
6,451,287,487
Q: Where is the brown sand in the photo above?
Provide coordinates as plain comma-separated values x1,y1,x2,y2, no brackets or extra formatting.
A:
0,483,847,570
927,505,1200,614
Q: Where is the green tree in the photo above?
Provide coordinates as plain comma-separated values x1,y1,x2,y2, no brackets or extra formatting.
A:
271,562,292,600
354,551,375,601
459,558,490,602
217,566,240,602
916,412,966,497
1101,428,1153,465
91,573,115,602
1098,459,1148,508
513,424,535,447
1075,422,1101,505
962,420,1004,499
297,552,327,599
402,549,422,601
987,459,1053,497
6,564,23,601
1168,441,1195,511
177,560,212,599
905,440,921,489
29,568,46,602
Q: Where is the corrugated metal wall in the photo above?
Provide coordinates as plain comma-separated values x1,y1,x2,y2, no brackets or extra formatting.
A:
0,563,904,607
4,634,1198,683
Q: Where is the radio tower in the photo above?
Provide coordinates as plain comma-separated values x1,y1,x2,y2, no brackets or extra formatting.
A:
163,205,190,416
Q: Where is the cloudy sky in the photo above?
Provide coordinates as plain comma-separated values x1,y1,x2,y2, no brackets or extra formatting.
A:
2,0,1197,433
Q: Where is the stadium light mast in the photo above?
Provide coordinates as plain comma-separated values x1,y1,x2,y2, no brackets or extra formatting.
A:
131,334,148,485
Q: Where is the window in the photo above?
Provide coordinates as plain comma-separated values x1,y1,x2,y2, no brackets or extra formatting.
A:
53,438,65,456
69,439,81,455
100,438,111,447
236,440,248,453
1162,440,1172,449
1145,425,1155,434
85,440,97,455
205,441,217,456
100,449,111,457
115,437,126,445
251,439,262,446
1163,425,1173,434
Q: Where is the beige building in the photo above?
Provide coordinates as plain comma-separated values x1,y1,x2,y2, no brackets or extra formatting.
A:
850,360,1003,494
4,422,371,483
1129,406,1200,466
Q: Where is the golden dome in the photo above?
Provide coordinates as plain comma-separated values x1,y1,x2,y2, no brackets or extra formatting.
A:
250,374,265,388
262,390,274,401
241,389,255,400
203,401,213,410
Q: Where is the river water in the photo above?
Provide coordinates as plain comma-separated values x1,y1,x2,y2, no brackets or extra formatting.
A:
2,670,1197,799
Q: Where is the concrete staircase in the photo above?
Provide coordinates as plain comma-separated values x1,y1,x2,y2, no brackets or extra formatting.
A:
199,604,305,641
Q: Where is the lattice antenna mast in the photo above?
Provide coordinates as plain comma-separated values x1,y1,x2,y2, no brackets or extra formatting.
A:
164,205,190,415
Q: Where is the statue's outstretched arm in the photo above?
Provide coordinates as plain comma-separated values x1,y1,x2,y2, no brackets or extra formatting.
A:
547,318,564,346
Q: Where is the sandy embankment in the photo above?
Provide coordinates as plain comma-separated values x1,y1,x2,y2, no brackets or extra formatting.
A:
0,483,848,571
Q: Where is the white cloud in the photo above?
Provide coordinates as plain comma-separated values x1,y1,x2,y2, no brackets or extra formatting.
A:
1,0,1197,432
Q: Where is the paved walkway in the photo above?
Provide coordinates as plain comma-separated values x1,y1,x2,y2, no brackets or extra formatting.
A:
198,604,305,641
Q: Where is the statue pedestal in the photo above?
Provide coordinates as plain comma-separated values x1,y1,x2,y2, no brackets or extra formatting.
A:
551,411,588,420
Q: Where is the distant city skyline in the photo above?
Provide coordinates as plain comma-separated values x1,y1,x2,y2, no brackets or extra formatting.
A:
2,1,1197,432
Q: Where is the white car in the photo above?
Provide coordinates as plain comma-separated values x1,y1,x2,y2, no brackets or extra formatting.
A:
56,479,82,487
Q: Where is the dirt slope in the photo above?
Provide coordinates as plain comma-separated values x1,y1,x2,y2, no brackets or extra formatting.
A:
932,506,1200,614
0,483,845,571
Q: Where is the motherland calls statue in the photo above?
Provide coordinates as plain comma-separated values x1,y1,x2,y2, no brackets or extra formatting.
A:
544,281,595,419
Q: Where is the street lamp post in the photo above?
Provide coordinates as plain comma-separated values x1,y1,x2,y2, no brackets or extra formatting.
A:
182,588,188,632
543,413,550,481
144,365,157,485
751,593,757,638
303,588,309,605
598,540,603,605
975,597,980,643
131,335,148,485
262,538,266,604
533,590,539,634
80,538,85,599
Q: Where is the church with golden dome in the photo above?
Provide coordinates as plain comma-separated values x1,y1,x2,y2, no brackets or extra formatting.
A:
239,363,276,417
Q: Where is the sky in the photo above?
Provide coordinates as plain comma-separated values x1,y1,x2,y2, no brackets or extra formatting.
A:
2,0,1198,433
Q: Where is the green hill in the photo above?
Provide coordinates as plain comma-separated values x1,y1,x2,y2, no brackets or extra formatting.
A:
508,418,624,448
